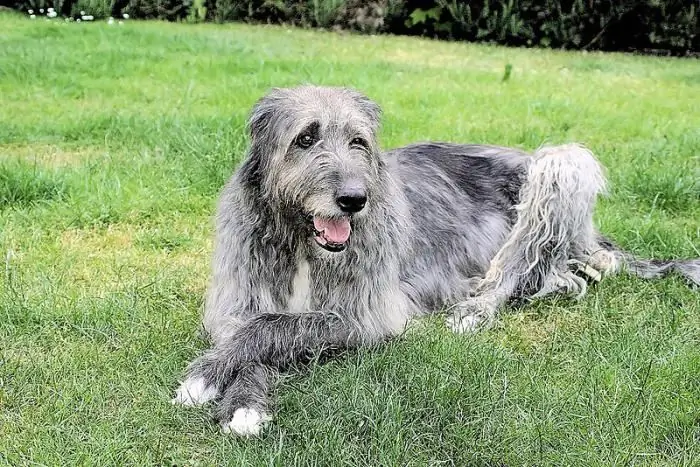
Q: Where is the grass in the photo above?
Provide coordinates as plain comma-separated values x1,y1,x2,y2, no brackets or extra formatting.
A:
1,11,699,466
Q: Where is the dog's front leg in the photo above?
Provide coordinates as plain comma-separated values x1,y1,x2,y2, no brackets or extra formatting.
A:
182,310,359,435
216,363,275,436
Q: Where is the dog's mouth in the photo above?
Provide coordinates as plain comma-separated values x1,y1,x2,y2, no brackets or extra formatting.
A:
309,216,351,252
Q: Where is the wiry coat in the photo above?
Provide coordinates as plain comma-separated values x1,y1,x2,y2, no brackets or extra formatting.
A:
173,85,699,437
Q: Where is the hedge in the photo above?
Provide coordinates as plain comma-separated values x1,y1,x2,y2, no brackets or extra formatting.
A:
9,0,699,56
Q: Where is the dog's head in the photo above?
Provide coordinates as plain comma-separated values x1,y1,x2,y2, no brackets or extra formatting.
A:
240,85,384,253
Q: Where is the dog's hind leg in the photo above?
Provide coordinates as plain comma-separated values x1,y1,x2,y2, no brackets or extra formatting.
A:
447,144,607,333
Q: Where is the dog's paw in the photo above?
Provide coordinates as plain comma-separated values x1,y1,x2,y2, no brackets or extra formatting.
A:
568,259,602,283
588,250,620,276
532,269,588,300
446,298,496,334
171,376,218,407
221,408,271,437
446,313,485,334
570,250,620,283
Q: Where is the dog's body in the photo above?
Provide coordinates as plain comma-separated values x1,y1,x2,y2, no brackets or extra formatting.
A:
172,86,699,436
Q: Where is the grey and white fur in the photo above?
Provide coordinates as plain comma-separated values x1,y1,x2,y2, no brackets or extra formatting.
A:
172,85,699,436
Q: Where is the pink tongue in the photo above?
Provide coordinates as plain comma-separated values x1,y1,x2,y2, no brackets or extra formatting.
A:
313,217,351,244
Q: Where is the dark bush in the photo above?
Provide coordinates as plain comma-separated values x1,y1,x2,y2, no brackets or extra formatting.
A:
8,0,698,56
390,1,698,55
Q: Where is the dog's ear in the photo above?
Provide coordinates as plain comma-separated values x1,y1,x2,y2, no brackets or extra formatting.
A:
241,92,280,188
247,95,275,142
352,93,382,131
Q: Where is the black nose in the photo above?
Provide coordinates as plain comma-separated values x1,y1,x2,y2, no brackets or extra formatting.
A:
336,190,367,213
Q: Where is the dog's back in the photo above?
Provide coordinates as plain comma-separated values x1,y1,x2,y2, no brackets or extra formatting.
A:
384,142,531,311
389,142,530,212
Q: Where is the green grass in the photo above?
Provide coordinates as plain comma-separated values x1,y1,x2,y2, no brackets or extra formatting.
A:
1,12,699,466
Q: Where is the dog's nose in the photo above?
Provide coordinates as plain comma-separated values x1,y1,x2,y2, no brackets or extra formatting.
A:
336,189,367,213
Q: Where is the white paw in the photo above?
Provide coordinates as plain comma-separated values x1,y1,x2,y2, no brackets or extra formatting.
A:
446,298,496,334
171,376,218,407
221,408,272,437
446,313,485,334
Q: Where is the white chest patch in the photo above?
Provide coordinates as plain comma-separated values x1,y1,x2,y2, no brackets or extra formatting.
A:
287,259,311,313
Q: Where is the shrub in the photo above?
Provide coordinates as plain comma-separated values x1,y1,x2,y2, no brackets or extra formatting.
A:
393,0,698,55
9,0,698,56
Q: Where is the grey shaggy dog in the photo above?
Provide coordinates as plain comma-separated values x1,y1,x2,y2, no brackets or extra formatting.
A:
172,85,699,436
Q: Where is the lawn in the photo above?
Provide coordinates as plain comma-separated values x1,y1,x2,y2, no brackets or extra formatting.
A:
1,11,699,466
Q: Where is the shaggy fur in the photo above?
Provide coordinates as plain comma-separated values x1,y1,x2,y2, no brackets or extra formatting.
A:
172,85,699,436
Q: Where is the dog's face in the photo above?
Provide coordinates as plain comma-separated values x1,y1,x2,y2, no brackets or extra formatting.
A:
243,86,384,253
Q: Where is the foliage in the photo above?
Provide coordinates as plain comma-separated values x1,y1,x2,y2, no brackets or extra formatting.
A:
8,0,698,54
393,0,698,55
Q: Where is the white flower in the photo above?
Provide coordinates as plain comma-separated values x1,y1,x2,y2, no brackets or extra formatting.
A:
39,8,44,13
48,7,54,12
80,10,85,15
82,15,94,21
30,14,36,18
108,17,115,24
76,18,81,22
28,9,34,14
122,13,129,19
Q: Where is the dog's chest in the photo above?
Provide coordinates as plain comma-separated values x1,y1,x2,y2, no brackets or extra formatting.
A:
287,259,312,312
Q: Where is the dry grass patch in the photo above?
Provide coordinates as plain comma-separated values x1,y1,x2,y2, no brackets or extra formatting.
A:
0,143,104,168
51,223,212,294
498,306,590,355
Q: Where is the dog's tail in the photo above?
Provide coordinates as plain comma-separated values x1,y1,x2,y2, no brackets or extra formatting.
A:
596,235,700,288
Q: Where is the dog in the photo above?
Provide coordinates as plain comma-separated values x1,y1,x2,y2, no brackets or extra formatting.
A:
171,85,699,436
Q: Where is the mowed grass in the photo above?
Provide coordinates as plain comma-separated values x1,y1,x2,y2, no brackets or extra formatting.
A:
1,12,699,466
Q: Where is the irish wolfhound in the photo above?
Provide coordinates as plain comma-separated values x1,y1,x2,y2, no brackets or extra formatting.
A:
172,85,699,436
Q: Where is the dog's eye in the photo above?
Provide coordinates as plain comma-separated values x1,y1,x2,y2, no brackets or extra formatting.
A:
350,137,368,149
296,134,315,149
